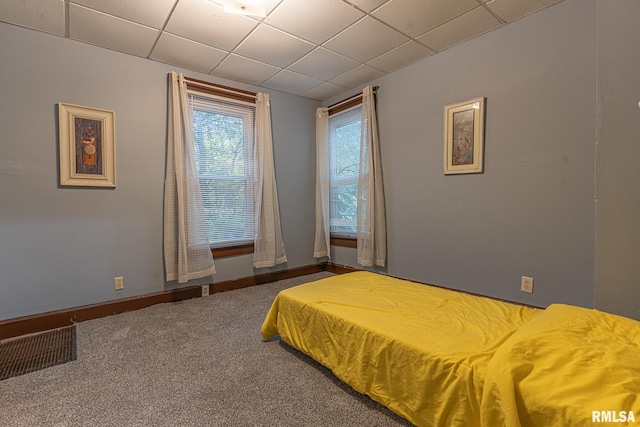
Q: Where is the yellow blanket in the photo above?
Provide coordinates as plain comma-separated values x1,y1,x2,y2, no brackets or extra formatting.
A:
261,271,540,426
480,304,640,427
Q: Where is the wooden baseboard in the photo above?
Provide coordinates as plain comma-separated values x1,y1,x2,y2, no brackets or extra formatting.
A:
323,262,359,274
0,262,350,340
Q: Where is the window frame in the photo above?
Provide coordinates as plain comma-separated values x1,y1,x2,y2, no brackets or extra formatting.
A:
186,80,258,258
328,104,362,246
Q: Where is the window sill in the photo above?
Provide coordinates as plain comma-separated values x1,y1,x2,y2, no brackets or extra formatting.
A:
211,242,254,258
330,235,357,248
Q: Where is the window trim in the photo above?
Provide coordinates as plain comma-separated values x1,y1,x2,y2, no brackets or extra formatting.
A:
330,235,357,248
185,77,257,104
212,242,254,258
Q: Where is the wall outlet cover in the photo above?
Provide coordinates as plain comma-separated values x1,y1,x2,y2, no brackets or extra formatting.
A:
521,276,534,294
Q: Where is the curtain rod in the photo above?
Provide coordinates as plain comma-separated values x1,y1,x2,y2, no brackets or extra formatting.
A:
327,86,379,111
181,75,258,100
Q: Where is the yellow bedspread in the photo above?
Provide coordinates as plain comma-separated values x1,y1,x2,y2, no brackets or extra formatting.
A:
480,304,640,427
261,271,540,426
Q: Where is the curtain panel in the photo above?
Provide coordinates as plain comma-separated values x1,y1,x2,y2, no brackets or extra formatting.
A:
253,93,287,268
163,71,216,283
357,85,386,267
313,108,331,258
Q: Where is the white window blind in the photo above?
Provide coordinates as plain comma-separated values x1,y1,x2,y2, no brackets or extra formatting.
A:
188,92,256,247
329,106,362,236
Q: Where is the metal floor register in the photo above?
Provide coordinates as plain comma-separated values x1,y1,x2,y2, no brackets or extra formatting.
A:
0,326,77,381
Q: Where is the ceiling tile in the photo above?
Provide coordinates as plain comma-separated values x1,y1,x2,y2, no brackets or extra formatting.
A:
300,82,349,101
70,0,176,29
209,0,283,16
485,0,563,23
0,0,65,36
330,64,386,89
262,70,322,94
346,0,389,13
374,0,478,37
323,17,409,63
211,53,281,85
69,5,159,57
417,7,501,52
267,0,364,44
234,24,316,68
366,41,434,73
288,48,360,81
150,32,228,74
0,0,569,101
165,0,258,51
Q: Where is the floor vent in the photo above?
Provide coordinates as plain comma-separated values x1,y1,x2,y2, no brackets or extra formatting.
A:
0,326,76,381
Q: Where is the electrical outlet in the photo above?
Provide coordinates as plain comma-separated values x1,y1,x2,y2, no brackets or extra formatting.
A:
114,276,124,291
521,276,534,294
201,285,209,297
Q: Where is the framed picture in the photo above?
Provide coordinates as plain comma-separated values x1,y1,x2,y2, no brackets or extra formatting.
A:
443,97,485,175
58,102,116,187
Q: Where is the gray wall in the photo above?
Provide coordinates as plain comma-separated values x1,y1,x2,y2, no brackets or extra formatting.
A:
329,0,598,311
594,0,640,320
3,0,639,322
0,23,319,320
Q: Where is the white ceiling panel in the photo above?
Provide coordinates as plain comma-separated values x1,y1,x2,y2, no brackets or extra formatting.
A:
69,5,159,57
267,0,364,44
289,48,360,81
0,0,568,100
485,0,563,23
262,69,322,94
70,0,177,29
208,0,285,16
373,0,478,38
150,32,227,74
165,0,258,51
323,17,409,63
212,54,281,85
300,82,349,101
417,7,501,52
346,0,390,13
235,24,316,68
366,41,434,73
330,64,386,89
0,0,65,36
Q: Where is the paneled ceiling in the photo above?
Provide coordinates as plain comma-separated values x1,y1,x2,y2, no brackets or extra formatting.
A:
0,0,563,100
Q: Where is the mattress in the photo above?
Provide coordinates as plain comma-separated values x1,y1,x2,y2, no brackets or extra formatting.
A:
261,271,540,426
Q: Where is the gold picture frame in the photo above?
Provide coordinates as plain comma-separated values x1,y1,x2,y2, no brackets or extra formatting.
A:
443,97,485,175
58,102,116,187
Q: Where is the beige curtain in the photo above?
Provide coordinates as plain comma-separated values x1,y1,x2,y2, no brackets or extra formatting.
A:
357,85,387,267
313,108,330,259
163,71,216,283
253,92,287,268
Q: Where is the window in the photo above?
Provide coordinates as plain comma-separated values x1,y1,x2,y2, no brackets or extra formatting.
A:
314,85,384,263
329,106,362,237
189,92,256,249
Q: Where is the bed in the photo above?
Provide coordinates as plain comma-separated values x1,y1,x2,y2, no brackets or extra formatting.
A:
261,272,640,427
261,271,539,426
